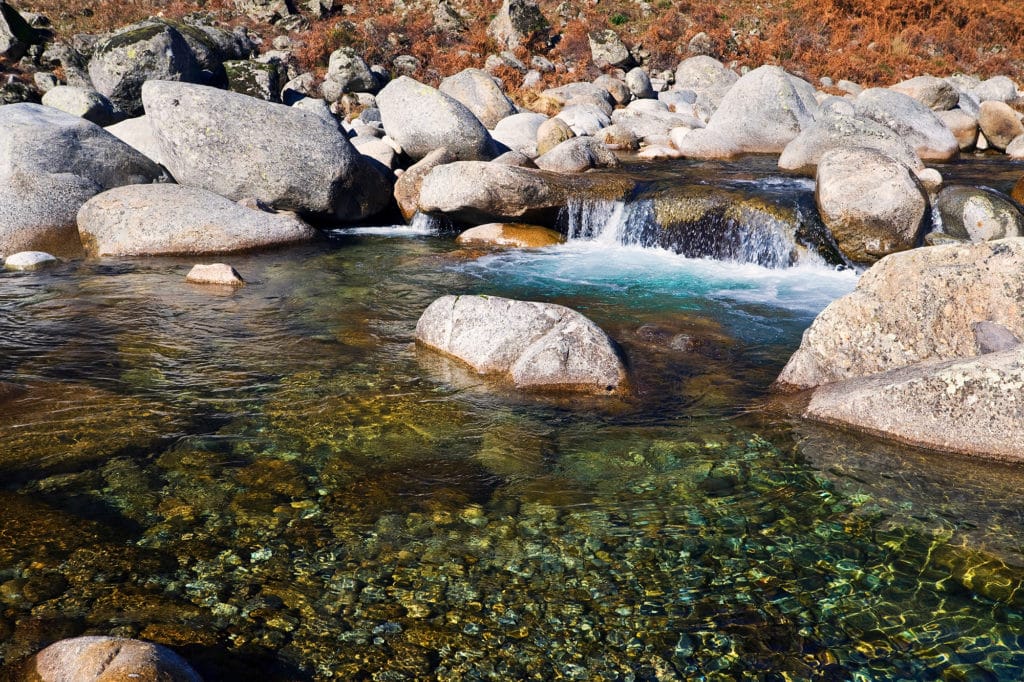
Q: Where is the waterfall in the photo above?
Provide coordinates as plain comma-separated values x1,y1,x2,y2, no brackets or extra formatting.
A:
559,192,845,269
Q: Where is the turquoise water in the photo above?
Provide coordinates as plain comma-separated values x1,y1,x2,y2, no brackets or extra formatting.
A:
3,160,1024,679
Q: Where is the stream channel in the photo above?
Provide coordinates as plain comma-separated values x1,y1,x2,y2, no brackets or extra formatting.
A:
1,156,1023,680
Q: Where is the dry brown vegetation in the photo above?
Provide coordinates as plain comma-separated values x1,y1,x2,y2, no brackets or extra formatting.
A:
10,0,1024,89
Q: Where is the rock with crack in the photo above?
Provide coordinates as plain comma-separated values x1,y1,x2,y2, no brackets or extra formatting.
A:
416,294,629,394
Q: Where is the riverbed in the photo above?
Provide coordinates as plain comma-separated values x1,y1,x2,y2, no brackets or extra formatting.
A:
1,157,1023,680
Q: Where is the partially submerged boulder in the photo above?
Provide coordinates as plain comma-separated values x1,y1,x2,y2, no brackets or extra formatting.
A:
775,239,1024,391
3,250,58,271
143,80,390,220
814,147,928,263
455,223,563,248
416,294,629,394
394,147,457,222
15,636,202,682
186,262,245,286
935,186,1024,242
377,76,495,161
0,171,98,257
804,346,1024,461
77,183,315,256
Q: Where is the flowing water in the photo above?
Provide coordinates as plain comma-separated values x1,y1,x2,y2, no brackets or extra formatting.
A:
1,158,1024,680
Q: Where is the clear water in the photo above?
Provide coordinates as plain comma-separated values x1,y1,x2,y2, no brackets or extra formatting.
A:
3,159,1024,680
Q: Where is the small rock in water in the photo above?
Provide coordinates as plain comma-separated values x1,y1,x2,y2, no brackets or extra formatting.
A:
3,251,58,271
456,223,564,248
186,263,245,286
16,635,202,682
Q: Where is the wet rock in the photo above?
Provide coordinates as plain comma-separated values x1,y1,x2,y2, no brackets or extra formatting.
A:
104,115,165,166
88,21,203,115
77,184,315,256
775,239,1024,391
143,80,390,220
439,68,517,129
224,59,281,102
3,250,57,270
854,88,959,161
455,223,563,248
935,186,1024,242
394,147,457,222
536,117,575,156
673,66,815,159
977,100,1024,151
186,263,246,286
17,636,202,682
889,75,959,111
492,112,548,157
534,136,618,173
487,0,548,51
672,56,737,112
779,112,922,175
415,294,629,394
936,108,979,150
40,86,118,126
418,160,632,224
377,76,495,162
588,29,632,69
804,346,1024,461
814,147,928,263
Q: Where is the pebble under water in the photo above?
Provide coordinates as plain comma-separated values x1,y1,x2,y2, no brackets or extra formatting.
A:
4,162,1024,680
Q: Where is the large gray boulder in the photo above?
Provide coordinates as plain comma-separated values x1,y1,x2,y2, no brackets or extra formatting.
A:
491,112,548,157
142,80,390,220
814,147,927,263
588,29,632,69
533,136,618,173
77,183,316,256
487,0,548,50
936,108,979,150
625,67,655,100
672,56,737,112
0,101,163,256
610,106,703,143
376,76,495,161
854,88,959,161
88,21,204,115
40,86,118,126
804,346,1024,461
673,65,815,159
554,103,611,136
416,294,629,395
0,103,163,189
14,636,202,682
889,75,959,111
418,160,632,224
775,238,1024,391
439,68,517,129
0,171,98,257
779,112,922,175
935,186,1024,242
321,47,378,100
972,76,1019,104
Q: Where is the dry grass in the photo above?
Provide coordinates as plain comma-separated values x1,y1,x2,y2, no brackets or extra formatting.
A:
7,0,1023,89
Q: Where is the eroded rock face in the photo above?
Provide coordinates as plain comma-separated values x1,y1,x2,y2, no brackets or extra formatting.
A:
805,347,1024,462
775,238,1024,391
377,76,495,161
17,636,202,682
416,294,629,394
142,80,390,220
77,184,315,256
814,147,928,263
